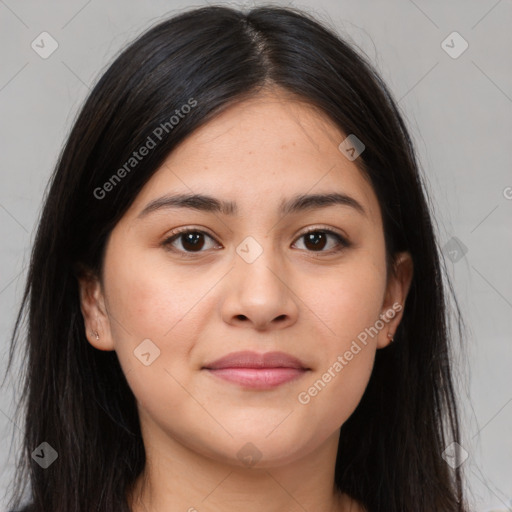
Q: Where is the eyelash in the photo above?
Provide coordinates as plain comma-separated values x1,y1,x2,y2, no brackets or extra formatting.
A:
161,226,351,257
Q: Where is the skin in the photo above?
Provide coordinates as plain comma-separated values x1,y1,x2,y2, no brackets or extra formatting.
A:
78,86,413,512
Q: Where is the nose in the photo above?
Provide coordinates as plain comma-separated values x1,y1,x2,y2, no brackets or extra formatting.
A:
220,244,299,331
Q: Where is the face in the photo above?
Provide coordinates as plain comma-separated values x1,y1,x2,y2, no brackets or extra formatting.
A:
79,87,412,468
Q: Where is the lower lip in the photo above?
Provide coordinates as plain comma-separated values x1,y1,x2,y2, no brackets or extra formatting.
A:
204,368,307,389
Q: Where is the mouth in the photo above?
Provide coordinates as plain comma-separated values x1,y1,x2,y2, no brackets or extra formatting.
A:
202,351,311,390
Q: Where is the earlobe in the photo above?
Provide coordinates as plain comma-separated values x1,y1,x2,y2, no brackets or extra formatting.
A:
377,251,414,349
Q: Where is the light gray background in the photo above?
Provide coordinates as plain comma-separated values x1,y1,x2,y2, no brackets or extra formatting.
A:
0,1,511,511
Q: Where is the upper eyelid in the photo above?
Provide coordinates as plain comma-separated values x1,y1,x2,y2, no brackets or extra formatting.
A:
165,224,346,238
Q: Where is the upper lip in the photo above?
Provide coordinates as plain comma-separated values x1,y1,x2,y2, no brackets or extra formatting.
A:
203,351,309,370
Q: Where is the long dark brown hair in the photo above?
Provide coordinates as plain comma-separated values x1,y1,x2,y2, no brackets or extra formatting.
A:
3,5,468,511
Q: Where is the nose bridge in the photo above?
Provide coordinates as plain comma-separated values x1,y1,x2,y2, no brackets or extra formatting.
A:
235,232,285,297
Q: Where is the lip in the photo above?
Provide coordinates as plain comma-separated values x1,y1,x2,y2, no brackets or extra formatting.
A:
202,351,310,390
203,350,308,370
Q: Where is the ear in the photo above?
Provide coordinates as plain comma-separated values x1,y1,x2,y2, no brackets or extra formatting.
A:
77,270,115,351
376,251,414,349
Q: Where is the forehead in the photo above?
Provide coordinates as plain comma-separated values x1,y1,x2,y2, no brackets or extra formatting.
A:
124,89,381,224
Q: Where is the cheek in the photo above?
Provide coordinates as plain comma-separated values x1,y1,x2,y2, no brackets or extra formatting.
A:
104,245,208,339
105,261,207,416
102,247,211,388
306,254,387,344
295,256,386,428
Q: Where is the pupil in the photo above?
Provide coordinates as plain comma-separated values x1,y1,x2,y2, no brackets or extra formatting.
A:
305,232,326,251
183,232,204,251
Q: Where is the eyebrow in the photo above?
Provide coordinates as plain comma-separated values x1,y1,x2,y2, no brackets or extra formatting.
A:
137,191,366,219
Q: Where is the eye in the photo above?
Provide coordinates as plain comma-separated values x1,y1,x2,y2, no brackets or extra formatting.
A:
162,226,350,256
292,227,350,253
162,228,219,254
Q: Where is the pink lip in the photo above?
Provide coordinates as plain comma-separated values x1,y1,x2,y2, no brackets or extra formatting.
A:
202,351,310,390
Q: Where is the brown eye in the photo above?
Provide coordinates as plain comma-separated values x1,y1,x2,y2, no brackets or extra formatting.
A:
293,229,350,253
162,229,218,253
161,226,350,257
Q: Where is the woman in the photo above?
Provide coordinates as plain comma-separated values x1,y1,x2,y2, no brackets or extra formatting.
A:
4,5,468,511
